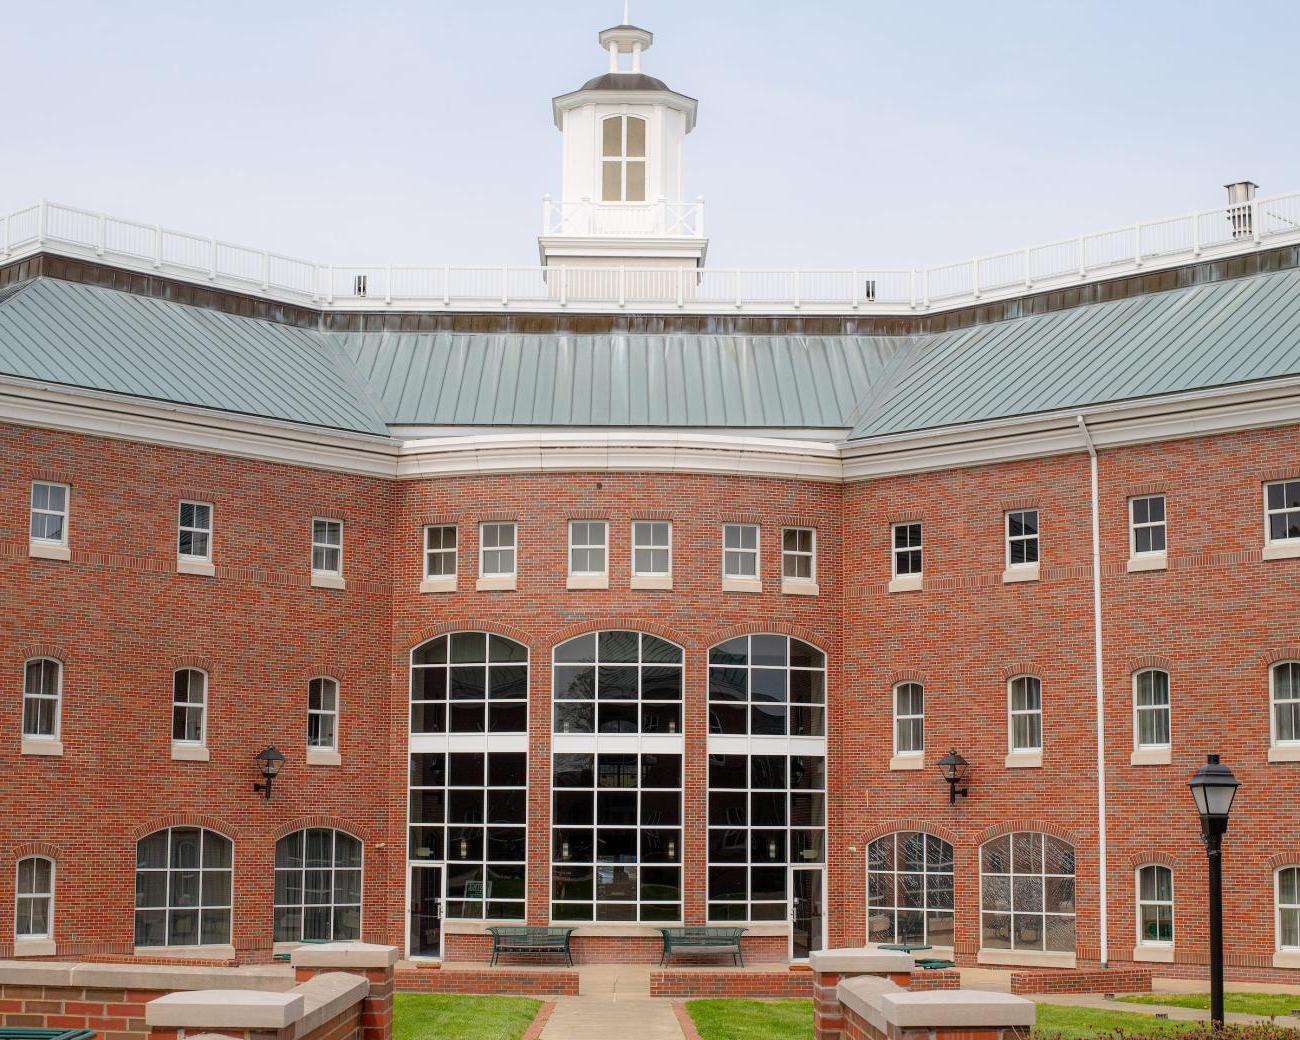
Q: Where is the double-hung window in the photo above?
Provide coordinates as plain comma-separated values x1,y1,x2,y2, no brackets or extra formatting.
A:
1279,867,1300,952
172,669,207,746
15,857,54,941
782,528,816,584
1008,676,1042,756
424,525,457,578
1136,864,1174,946
1266,480,1300,548
1130,496,1166,556
22,658,61,742
178,502,213,561
1133,670,1171,750
480,522,517,578
1272,662,1300,749
893,683,924,758
893,522,922,577
312,519,343,575
1005,510,1039,569
30,482,68,546
308,677,339,752
632,521,672,580
569,521,608,577
723,524,760,584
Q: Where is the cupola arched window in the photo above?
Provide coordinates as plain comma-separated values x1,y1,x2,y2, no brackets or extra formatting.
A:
602,115,647,202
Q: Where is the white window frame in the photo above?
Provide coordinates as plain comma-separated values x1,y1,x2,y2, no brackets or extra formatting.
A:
1005,510,1039,569
479,522,517,578
311,518,343,576
1008,675,1043,753
178,501,213,561
893,682,924,757
22,658,62,741
866,832,954,948
568,520,609,577
892,522,923,577
308,676,339,752
423,525,458,579
29,481,69,546
1265,479,1300,547
1132,669,1171,750
781,527,816,582
631,521,672,578
1277,866,1300,953
1271,661,1300,748
172,668,208,747
134,827,232,948
15,856,54,941
1136,864,1174,948
1128,495,1166,557
600,114,647,204
722,524,760,580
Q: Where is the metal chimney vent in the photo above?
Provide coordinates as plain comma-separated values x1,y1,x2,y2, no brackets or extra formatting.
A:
1226,180,1259,240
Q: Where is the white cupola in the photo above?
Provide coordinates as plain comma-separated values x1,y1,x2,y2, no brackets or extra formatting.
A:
538,22,708,295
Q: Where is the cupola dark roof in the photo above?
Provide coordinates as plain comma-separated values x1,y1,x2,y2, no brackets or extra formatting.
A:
579,71,670,92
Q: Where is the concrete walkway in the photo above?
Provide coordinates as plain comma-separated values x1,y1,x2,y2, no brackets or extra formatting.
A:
538,966,684,1039
1027,992,1300,1029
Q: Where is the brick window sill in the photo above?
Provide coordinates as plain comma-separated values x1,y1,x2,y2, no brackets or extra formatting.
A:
1263,541,1300,561
476,575,517,592
722,577,762,594
631,574,673,590
1127,553,1167,573
1002,564,1040,584
306,749,342,767
1133,945,1175,963
888,574,923,593
311,572,346,590
171,742,210,762
419,575,457,594
1004,750,1043,769
1130,747,1171,766
889,753,925,771
781,578,819,596
1274,951,1300,969
1268,744,1300,763
177,557,216,576
29,541,71,561
22,737,63,756
12,938,56,958
567,574,610,590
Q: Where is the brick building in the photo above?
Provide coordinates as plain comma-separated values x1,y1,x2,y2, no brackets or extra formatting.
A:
3,20,1300,982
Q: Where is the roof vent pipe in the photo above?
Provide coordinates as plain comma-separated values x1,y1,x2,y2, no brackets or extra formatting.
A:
1226,180,1259,240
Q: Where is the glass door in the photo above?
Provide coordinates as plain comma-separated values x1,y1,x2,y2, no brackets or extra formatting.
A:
790,866,825,961
409,865,443,958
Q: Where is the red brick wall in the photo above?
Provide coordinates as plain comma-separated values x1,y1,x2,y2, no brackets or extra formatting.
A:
0,983,161,1040
1008,968,1151,995
649,969,813,997
393,967,578,996
442,931,787,964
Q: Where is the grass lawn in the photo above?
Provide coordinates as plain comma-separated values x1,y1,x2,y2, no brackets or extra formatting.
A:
1117,993,1300,1018
393,993,542,1040
685,998,814,1040
1035,1003,1201,1039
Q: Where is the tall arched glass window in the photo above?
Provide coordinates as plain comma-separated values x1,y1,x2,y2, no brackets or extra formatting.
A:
1136,864,1173,946
410,633,528,734
274,828,362,942
867,832,954,947
893,683,924,756
980,832,1075,953
172,669,207,745
1133,670,1170,748
1272,662,1300,746
708,635,826,736
601,115,647,202
22,658,61,739
1278,867,1300,952
15,856,54,940
553,631,683,735
135,827,232,947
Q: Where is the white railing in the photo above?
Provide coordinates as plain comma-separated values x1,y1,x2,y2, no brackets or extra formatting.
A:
2,194,1299,314
541,196,705,238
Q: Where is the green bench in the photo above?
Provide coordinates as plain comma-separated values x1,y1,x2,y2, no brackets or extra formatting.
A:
271,937,333,962
487,925,576,966
1,1030,98,1040
658,926,747,966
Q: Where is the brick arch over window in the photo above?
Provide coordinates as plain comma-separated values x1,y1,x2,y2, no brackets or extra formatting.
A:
861,819,959,846
272,817,373,845
406,620,532,653
1261,648,1300,668
546,619,689,654
19,645,70,665
888,671,930,689
1124,850,1179,870
1129,656,1173,674
130,815,237,842
974,820,1081,847
11,841,61,862
305,662,348,682
1000,664,1043,682
708,623,828,650
173,655,216,675
1266,852,1300,871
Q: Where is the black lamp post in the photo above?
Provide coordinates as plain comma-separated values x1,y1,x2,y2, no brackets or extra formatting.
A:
253,745,286,800
937,749,969,805
1188,754,1240,1030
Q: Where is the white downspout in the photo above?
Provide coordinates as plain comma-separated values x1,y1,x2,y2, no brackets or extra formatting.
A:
1077,415,1109,967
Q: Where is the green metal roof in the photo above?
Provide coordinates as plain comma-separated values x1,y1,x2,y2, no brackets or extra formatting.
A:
0,278,389,436
850,267,1300,439
338,331,910,428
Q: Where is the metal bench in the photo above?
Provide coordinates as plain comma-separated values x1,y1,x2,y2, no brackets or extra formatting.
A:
915,957,957,970
658,926,747,966
1,1030,98,1040
487,925,576,966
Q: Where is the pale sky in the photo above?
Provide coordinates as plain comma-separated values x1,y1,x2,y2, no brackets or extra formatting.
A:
6,0,1298,270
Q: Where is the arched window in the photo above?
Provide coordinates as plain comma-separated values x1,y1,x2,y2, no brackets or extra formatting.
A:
1133,670,1170,749
135,827,232,947
308,677,339,751
980,832,1075,953
1272,663,1300,747
410,632,528,734
22,658,61,739
1008,676,1042,752
893,683,924,756
15,856,54,940
1278,867,1300,952
172,669,207,745
867,832,953,947
553,631,683,734
274,828,362,942
709,635,826,737
1136,864,1173,946
601,115,646,202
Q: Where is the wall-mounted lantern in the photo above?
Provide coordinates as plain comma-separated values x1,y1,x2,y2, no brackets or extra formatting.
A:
937,749,969,805
253,745,286,800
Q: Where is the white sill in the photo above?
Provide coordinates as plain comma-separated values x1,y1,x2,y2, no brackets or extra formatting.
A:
476,575,517,592
420,575,457,594
977,948,1076,968
1263,541,1300,561
29,541,71,561
781,578,819,596
567,574,610,590
1268,744,1300,763
306,748,342,767
1133,945,1175,963
1005,750,1043,769
177,557,216,576
631,574,673,590
1002,564,1040,584
311,572,346,590
888,574,923,593
133,944,236,961
1130,746,1172,766
21,737,63,756
1127,553,1167,573
1274,950,1300,969
12,939,56,958
171,742,210,762
889,753,925,771
722,577,762,594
